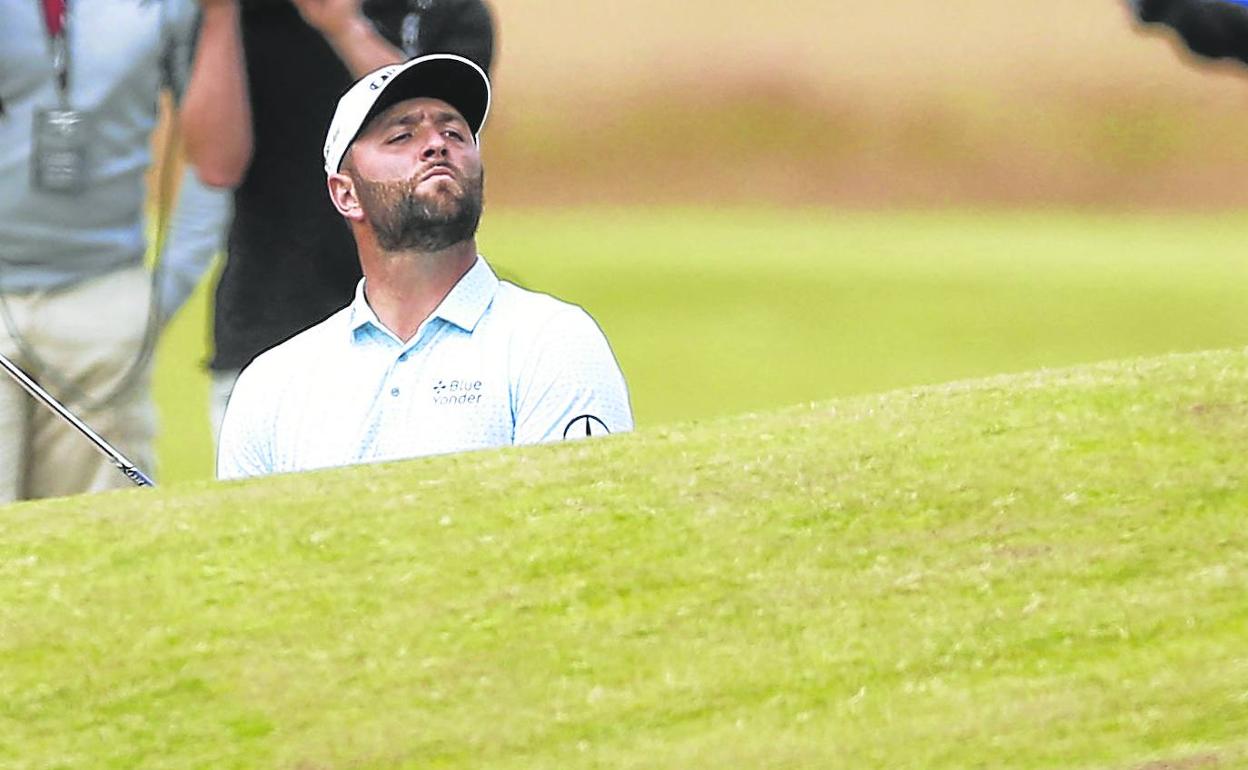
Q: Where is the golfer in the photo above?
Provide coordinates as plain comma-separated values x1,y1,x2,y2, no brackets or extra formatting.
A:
216,54,632,479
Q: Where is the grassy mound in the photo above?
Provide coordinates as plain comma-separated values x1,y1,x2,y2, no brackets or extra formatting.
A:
4,349,1247,769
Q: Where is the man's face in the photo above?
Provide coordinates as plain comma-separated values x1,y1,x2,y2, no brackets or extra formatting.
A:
340,97,484,252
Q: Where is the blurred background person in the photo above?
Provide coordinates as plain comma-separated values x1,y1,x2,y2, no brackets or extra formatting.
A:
158,0,494,442
1128,0,1248,63
0,0,249,502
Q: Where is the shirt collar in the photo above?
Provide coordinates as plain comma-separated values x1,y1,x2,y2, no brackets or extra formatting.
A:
433,255,499,332
348,255,499,342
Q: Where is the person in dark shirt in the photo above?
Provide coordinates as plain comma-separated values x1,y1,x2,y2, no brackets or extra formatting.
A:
167,0,494,439
1129,0,1248,64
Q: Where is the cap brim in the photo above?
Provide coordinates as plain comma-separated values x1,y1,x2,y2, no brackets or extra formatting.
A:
360,56,490,144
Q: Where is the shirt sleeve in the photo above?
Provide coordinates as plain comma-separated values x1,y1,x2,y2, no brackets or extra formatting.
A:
162,0,200,100
216,363,276,480
157,167,231,326
512,307,633,445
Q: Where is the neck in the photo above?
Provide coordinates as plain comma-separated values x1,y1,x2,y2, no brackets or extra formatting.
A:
358,238,478,342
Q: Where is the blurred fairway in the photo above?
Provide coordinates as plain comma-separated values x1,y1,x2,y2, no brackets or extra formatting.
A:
153,207,1248,483
8,349,1248,769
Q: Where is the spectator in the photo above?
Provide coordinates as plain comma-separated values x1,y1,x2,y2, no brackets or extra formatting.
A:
1128,0,1248,63
0,0,248,502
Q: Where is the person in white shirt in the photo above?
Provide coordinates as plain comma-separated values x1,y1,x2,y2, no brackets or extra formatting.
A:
216,54,632,479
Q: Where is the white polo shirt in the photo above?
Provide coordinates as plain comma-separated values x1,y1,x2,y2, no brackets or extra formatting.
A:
216,257,632,479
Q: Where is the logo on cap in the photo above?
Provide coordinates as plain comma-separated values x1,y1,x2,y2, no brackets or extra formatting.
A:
368,70,397,91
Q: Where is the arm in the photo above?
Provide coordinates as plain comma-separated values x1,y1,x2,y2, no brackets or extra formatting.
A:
291,0,406,77
179,0,253,188
1129,0,1248,65
512,308,634,445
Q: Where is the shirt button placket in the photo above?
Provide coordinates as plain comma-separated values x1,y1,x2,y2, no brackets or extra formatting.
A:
391,347,412,398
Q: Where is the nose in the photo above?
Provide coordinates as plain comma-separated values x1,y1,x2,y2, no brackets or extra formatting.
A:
420,130,448,160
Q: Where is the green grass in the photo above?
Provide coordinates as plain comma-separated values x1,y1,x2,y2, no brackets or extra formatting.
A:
155,208,1248,482
5,348,1248,769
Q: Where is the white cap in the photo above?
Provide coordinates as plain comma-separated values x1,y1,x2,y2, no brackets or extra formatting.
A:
323,54,491,176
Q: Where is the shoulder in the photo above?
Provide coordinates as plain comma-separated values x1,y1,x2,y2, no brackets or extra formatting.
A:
490,281,608,346
487,282,623,376
494,281,597,328
237,306,352,386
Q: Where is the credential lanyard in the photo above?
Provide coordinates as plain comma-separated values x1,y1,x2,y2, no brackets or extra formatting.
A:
40,0,70,104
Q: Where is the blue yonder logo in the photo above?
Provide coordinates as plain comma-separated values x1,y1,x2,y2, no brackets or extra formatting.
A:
432,378,484,406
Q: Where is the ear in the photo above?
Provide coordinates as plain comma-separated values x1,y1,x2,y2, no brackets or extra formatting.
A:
327,171,366,223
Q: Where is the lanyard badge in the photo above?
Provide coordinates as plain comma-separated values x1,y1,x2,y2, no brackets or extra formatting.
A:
31,0,94,194
32,107,92,194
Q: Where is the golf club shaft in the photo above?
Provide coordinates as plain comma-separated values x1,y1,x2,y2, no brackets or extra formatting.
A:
0,351,154,488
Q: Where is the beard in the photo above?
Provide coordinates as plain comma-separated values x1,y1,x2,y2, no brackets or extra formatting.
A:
353,167,484,253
